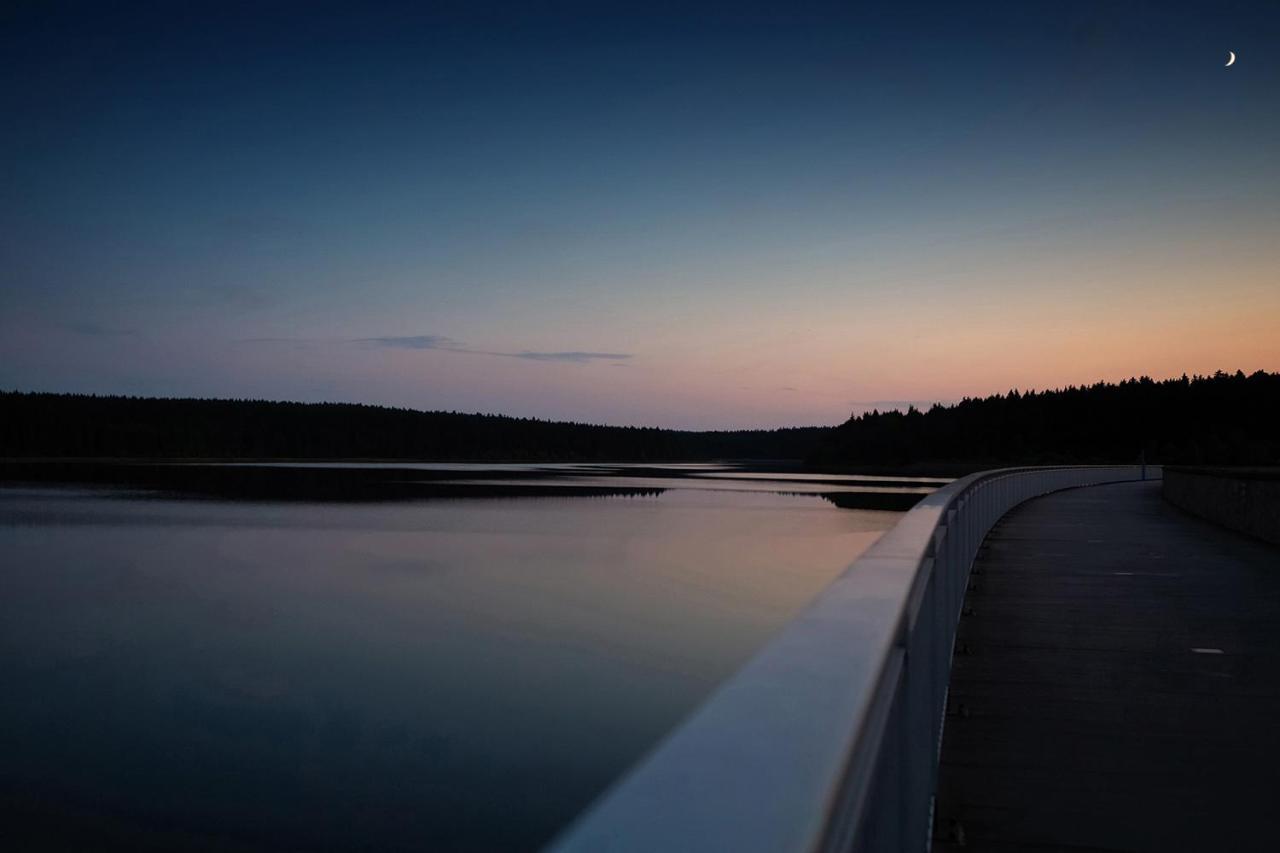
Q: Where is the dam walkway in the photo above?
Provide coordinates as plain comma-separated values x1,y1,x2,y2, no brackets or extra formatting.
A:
934,480,1280,851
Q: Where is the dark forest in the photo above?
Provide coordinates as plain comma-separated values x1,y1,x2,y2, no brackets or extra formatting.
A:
0,391,825,461
3,370,1276,466
810,370,1279,468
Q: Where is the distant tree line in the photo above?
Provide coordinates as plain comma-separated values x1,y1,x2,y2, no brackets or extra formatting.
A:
0,392,827,461
808,370,1280,468
4,370,1275,466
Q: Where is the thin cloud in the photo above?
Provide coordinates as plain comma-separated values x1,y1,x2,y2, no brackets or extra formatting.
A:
355,335,458,350
501,351,632,363
240,334,457,349
240,336,320,344
241,335,631,363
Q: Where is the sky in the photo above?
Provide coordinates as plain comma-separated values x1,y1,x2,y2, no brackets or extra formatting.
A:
2,1,1278,429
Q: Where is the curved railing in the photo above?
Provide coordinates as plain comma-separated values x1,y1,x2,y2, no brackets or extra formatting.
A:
549,465,1156,853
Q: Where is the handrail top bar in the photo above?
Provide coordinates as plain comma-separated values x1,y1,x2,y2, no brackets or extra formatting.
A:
547,465,1153,853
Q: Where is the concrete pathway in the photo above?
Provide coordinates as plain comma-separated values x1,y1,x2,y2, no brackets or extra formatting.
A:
933,480,1280,852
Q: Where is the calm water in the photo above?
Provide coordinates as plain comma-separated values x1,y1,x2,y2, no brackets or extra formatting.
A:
0,465,919,851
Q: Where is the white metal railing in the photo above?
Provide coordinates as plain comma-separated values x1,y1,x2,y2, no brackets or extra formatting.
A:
549,465,1158,853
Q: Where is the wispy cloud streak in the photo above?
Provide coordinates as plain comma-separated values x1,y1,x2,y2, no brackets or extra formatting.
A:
242,334,632,363
499,351,632,363
354,335,458,350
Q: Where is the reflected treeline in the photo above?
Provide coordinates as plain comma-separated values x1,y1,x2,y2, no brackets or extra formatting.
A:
0,461,668,503
0,392,826,461
810,370,1280,468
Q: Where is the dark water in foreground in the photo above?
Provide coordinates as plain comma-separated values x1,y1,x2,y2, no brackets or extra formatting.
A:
0,464,934,851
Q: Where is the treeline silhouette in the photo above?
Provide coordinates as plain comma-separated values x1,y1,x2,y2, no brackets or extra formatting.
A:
809,370,1280,468
4,370,1276,466
0,392,827,461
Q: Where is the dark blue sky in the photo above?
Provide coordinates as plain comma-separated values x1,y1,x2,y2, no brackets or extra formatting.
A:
3,1,1277,426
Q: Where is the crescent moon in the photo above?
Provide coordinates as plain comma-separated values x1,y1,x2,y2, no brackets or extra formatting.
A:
1226,51,1236,67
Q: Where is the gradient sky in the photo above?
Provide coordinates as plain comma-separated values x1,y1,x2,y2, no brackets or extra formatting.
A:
3,1,1278,428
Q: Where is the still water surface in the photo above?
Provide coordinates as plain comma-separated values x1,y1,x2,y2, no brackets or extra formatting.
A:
0,465,918,851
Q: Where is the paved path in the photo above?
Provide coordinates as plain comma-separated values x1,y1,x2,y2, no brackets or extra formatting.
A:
933,480,1280,852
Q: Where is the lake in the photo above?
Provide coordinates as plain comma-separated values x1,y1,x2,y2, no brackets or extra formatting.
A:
0,463,941,851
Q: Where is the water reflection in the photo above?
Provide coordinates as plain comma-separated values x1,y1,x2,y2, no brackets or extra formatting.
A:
0,470,911,851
